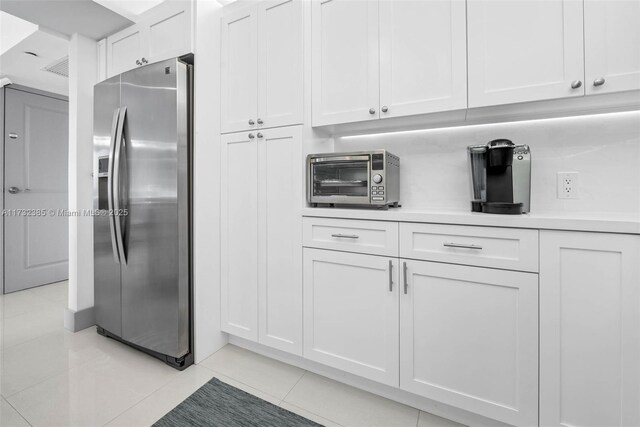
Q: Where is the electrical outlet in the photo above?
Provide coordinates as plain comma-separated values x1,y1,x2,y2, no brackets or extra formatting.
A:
557,172,580,199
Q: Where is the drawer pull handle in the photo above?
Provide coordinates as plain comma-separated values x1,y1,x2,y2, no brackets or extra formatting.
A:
331,233,359,239
388,260,393,292
443,242,483,250
403,262,408,295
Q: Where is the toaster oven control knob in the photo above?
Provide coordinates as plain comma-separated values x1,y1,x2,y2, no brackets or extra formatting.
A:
372,174,383,184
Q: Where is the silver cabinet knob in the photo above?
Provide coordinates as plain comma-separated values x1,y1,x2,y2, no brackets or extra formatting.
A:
257,118,263,125
141,58,148,64
248,119,255,125
257,133,264,139
8,132,18,139
571,80,582,89
136,60,142,66
369,108,376,115
248,133,255,139
593,77,606,87
381,106,388,113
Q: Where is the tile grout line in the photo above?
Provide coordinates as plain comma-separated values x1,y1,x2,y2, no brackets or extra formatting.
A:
278,369,307,405
3,396,33,427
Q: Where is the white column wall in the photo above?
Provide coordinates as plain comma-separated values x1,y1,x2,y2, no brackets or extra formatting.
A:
67,33,97,319
193,0,228,362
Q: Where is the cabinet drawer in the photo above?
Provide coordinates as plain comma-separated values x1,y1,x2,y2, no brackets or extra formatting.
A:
400,223,538,272
303,217,399,257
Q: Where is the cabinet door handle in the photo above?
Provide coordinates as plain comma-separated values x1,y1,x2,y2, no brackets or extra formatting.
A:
141,57,148,64
388,260,393,292
248,119,255,125
136,59,142,66
443,242,483,250
257,132,264,139
369,108,376,115
403,262,408,295
381,106,388,113
593,77,606,87
248,133,255,139
257,118,264,125
331,233,359,239
570,80,582,89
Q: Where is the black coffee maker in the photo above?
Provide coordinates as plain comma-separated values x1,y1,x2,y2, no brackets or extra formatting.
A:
467,139,531,214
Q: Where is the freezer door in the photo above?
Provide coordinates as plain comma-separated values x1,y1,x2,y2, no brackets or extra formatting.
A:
119,58,190,358
94,75,123,336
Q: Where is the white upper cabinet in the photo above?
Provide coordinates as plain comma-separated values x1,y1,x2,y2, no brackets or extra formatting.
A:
108,26,145,77
467,0,585,108
258,0,304,129
584,0,640,95
400,260,539,427
221,6,258,134
106,0,193,78
540,231,640,427
221,0,303,134
379,0,467,118
312,0,467,126
312,0,380,126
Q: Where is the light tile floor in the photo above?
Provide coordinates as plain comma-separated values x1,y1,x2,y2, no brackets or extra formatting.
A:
0,282,464,427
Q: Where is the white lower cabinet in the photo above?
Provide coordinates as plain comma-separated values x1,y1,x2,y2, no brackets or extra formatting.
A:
400,259,539,427
303,248,400,386
221,126,303,354
540,231,640,427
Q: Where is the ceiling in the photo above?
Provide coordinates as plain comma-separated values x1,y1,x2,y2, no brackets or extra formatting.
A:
0,29,70,95
0,0,133,40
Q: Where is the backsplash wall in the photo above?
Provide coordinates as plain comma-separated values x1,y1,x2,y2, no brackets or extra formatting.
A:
333,111,640,216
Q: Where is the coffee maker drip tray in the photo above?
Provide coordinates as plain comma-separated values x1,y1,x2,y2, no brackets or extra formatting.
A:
482,202,523,215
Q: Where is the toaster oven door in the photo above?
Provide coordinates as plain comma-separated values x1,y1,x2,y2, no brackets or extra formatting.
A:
309,156,371,205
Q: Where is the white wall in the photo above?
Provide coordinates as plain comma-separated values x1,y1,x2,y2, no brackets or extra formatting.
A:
334,111,640,216
67,33,97,319
193,0,228,362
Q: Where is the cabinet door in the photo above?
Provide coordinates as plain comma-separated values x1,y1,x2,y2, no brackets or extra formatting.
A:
467,0,584,107
220,131,259,341
584,0,640,95
145,1,193,63
400,260,538,427
379,0,467,118
257,0,303,129
311,0,379,126
107,25,145,77
540,231,640,427
304,249,399,386
258,126,303,355
221,6,258,134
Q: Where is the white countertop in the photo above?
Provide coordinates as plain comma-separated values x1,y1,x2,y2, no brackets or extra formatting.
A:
302,207,640,235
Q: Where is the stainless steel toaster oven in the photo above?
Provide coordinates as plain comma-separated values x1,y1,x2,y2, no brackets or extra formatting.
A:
307,150,400,208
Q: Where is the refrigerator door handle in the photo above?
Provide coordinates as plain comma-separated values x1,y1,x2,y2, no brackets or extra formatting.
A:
107,107,121,264
113,106,128,265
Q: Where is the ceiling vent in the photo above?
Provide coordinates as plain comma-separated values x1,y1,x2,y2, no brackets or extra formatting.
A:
41,56,69,78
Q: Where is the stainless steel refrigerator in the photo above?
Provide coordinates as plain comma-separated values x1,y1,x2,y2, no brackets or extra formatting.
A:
93,57,193,369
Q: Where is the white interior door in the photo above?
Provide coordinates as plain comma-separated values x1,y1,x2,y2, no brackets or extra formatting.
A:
220,5,258,134
257,0,303,129
584,0,640,95
311,0,380,126
3,88,69,293
220,131,259,340
400,260,538,426
258,126,303,355
467,0,585,107
379,0,467,118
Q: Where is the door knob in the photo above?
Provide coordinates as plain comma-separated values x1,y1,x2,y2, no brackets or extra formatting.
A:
381,106,388,113
248,133,255,139
369,108,376,115
593,77,606,87
248,119,255,125
8,187,28,194
257,133,264,139
570,80,582,89
136,59,142,66
257,118,264,125
141,58,148,64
